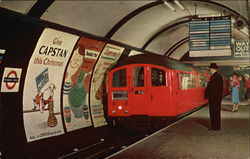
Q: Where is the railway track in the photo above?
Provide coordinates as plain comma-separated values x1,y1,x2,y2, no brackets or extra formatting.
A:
56,128,153,159
56,105,205,159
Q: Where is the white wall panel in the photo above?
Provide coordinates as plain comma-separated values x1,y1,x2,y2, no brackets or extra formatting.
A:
146,23,189,55
213,0,248,19
111,4,190,48
0,1,36,14
169,42,189,60
41,1,150,37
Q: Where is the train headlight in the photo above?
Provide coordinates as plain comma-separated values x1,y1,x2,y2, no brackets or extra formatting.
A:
118,105,123,110
112,110,116,114
124,110,128,114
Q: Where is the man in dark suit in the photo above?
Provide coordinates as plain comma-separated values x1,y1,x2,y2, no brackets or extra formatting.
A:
205,63,223,130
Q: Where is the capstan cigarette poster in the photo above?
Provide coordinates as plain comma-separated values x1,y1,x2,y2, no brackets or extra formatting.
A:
23,28,79,142
62,37,105,131
90,44,124,127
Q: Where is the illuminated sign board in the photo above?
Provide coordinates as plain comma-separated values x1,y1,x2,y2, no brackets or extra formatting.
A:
189,16,231,57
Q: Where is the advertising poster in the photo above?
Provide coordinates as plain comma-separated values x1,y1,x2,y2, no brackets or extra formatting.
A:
62,37,105,132
1,67,22,92
90,44,124,127
23,28,79,142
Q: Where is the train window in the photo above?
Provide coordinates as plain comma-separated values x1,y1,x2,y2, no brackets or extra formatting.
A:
177,73,180,89
133,66,144,87
151,68,166,87
180,73,195,89
112,69,127,87
200,75,207,88
112,91,128,100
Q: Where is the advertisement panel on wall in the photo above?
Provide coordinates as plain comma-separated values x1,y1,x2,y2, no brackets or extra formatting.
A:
62,37,105,132
90,44,124,127
23,28,79,142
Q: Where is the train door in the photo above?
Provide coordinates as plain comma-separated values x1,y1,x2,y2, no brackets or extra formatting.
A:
128,66,148,115
177,72,198,114
176,72,192,113
148,67,170,116
109,67,130,116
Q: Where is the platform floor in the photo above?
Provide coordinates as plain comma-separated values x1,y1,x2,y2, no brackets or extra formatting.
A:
107,96,250,159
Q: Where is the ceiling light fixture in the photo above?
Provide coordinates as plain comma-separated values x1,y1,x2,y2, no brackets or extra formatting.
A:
163,1,176,12
174,0,185,10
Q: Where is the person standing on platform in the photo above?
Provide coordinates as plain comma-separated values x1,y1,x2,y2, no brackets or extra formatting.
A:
205,63,223,131
231,73,240,112
244,74,250,105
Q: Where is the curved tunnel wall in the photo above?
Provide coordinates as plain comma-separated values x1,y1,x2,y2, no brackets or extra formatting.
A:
0,8,150,159
0,1,249,158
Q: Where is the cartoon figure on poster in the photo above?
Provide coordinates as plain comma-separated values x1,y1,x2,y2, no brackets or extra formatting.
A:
63,43,101,129
64,44,89,120
63,46,84,123
31,68,57,127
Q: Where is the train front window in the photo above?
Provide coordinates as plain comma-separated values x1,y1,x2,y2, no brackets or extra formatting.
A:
133,66,144,87
151,68,166,87
112,69,127,87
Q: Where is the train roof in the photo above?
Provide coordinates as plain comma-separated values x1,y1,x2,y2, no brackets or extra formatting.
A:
189,65,207,74
111,54,192,72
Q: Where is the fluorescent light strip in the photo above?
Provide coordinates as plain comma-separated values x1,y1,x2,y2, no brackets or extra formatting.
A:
174,0,185,10
164,1,176,12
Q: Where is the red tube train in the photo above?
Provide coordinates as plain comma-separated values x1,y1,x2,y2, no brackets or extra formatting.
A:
106,54,229,129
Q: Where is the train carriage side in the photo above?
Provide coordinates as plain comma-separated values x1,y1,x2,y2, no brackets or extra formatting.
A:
191,66,209,106
175,69,197,114
106,54,210,128
173,67,208,115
